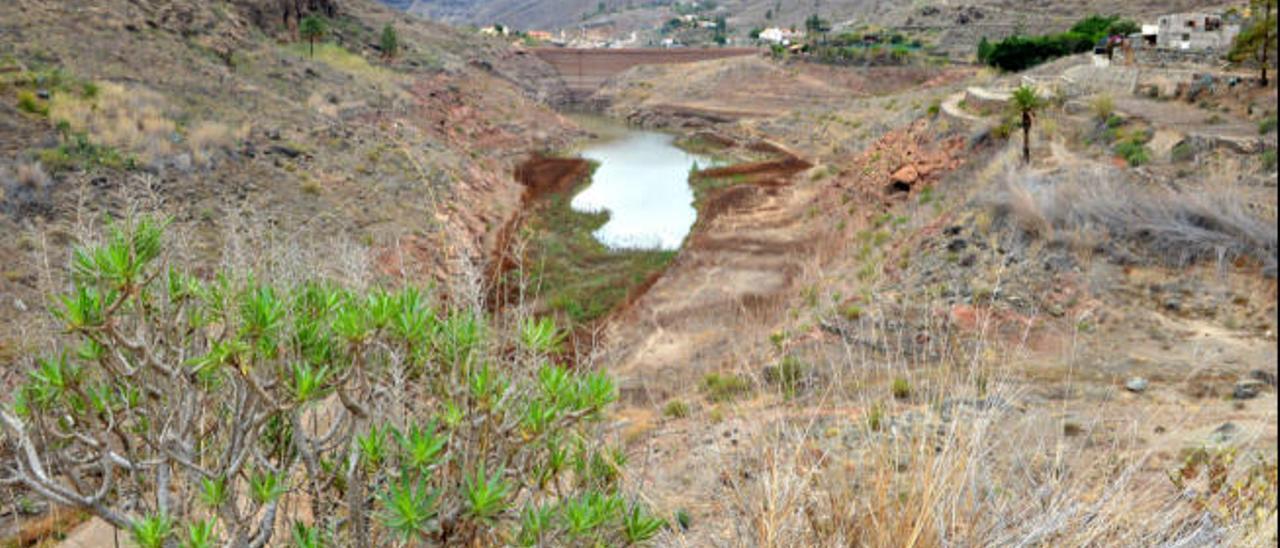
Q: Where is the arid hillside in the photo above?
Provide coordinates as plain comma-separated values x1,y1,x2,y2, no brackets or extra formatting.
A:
1,0,1276,546
0,0,578,337
391,0,1228,55
566,45,1277,545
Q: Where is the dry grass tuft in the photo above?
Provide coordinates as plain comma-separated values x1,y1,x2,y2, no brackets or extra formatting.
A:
187,120,246,166
0,162,54,217
989,167,1277,275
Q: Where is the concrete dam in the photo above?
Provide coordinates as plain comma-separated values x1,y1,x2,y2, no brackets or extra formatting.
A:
529,47,758,102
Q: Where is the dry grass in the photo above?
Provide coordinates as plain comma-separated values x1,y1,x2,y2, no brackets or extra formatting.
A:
0,162,53,217
48,82,174,164
47,81,245,168
187,120,246,166
714,306,1277,547
285,43,404,94
989,167,1277,275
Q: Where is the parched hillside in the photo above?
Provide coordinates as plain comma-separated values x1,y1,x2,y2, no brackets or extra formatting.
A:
0,1,592,541
0,0,575,327
1,0,1276,546
573,46,1277,544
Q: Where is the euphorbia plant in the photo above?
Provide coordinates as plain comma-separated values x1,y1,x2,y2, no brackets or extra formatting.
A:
2,216,666,546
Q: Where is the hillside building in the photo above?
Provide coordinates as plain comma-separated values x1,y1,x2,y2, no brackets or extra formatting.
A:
1154,11,1240,52
758,27,803,45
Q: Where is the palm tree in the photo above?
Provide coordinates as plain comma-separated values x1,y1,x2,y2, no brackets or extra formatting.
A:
300,15,327,59
1011,84,1043,164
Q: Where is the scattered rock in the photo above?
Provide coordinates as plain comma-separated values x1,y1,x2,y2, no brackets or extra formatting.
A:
1232,379,1266,400
1209,422,1239,444
269,144,303,158
1062,421,1085,437
947,238,967,252
1124,377,1149,393
170,153,193,173
1248,369,1277,388
266,128,281,141
891,165,919,184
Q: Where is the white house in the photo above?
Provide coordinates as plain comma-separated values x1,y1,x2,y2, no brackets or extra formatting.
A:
758,27,802,45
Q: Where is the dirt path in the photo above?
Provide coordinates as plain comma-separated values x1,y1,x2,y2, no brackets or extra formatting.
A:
1114,96,1258,138
941,91,984,123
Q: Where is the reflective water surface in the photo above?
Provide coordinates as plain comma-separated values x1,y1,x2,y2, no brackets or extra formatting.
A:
568,115,715,250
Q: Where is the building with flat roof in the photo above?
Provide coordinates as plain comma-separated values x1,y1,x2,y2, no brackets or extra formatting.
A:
1154,12,1240,52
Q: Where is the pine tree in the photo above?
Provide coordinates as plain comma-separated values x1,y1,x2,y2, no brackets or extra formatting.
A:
300,15,327,59
1230,0,1277,86
381,23,400,61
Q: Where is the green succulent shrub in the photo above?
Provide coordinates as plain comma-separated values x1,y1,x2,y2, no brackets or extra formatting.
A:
1,216,664,546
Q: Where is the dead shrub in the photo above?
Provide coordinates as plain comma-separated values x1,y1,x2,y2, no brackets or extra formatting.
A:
989,168,1277,275
186,120,244,166
0,162,54,218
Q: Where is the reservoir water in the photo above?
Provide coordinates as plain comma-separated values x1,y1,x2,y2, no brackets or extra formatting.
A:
568,115,715,250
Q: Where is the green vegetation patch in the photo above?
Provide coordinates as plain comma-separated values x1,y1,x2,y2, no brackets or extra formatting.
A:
687,168,749,209
702,372,753,402
283,42,401,87
521,173,677,326
672,135,732,160
37,131,136,173
8,216,665,546
1259,114,1278,135
980,14,1138,71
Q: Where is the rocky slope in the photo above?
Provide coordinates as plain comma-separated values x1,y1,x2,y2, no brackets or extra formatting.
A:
0,0,575,398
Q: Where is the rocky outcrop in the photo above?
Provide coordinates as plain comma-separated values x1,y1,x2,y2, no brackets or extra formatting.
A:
839,119,968,198
487,48,574,105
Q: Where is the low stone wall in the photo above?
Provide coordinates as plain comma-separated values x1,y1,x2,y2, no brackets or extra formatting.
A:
1133,47,1229,69
962,86,1010,115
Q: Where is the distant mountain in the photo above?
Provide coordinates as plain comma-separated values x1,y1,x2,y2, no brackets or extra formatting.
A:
376,0,419,11
388,0,634,30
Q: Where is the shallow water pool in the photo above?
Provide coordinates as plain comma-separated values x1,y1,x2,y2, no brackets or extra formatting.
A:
568,115,715,250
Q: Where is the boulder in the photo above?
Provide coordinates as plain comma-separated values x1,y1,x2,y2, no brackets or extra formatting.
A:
1233,379,1266,400
1124,377,1149,393
891,165,919,184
